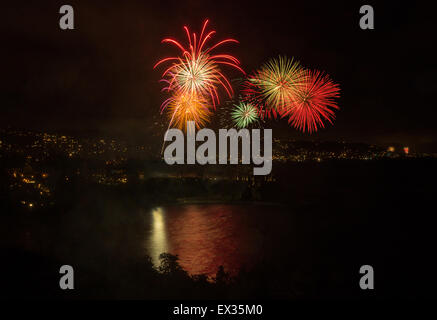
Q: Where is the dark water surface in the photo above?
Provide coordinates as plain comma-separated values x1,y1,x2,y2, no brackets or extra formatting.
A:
144,204,291,276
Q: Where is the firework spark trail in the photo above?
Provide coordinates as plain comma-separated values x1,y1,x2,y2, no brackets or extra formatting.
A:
154,19,244,115
285,70,340,133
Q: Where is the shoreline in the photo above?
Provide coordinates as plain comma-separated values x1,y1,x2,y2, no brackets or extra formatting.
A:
148,198,285,208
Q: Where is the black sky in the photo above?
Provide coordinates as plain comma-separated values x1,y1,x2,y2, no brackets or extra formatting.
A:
2,0,436,151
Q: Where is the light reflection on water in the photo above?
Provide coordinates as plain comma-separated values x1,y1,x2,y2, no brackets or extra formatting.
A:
148,207,169,267
144,204,274,276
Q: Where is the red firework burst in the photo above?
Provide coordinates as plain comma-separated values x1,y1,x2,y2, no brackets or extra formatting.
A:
285,70,340,133
153,20,245,111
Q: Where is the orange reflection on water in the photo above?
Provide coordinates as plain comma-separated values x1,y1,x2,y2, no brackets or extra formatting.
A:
146,204,265,276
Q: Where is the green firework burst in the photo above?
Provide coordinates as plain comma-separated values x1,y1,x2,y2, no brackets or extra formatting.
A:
231,102,259,128
255,56,305,112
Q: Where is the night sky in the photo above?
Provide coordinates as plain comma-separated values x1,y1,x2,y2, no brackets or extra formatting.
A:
2,1,436,151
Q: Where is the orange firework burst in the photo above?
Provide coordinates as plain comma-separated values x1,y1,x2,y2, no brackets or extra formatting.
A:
165,91,211,131
154,19,244,131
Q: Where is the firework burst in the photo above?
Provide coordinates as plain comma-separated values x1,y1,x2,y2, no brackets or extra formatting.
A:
243,56,306,118
231,101,259,128
285,70,340,133
165,91,211,131
154,23,342,135
154,19,245,121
